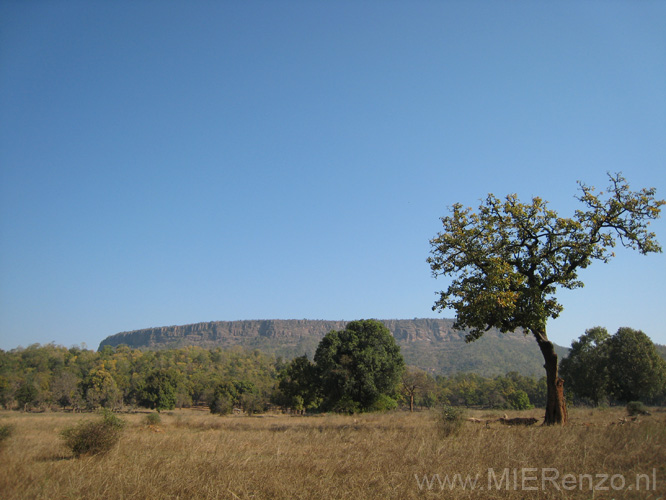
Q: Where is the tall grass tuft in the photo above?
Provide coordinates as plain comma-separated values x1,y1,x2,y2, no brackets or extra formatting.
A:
61,409,126,457
144,413,162,426
437,404,465,437
0,423,14,449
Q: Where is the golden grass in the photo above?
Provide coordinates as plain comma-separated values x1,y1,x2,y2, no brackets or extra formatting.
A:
0,407,664,499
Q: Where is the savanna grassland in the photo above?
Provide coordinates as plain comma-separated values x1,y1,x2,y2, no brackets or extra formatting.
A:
1,408,664,500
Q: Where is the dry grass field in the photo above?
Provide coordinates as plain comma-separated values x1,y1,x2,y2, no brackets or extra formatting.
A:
1,407,664,499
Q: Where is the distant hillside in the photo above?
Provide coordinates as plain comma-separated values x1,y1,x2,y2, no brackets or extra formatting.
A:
99,319,568,377
656,343,666,361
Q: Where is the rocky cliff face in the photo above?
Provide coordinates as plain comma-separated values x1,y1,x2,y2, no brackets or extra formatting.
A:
99,318,564,377
100,319,349,349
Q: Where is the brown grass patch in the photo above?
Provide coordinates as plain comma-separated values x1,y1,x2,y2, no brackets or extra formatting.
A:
0,408,664,499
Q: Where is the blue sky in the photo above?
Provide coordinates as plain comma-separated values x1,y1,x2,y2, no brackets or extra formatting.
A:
1,1,665,352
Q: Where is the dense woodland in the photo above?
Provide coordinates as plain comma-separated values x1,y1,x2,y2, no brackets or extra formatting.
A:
1,331,664,413
0,342,548,412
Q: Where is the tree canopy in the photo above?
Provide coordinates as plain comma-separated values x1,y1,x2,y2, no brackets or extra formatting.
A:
428,173,664,424
560,327,666,404
314,319,405,413
557,326,610,405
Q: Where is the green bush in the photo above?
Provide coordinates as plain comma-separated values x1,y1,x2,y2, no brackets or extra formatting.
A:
332,395,361,414
0,423,14,448
368,394,398,412
507,390,534,410
626,401,650,416
210,392,234,415
437,405,465,437
144,413,162,426
61,409,125,457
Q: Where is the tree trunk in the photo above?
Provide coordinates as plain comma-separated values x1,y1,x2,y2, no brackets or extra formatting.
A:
534,330,568,425
410,393,414,413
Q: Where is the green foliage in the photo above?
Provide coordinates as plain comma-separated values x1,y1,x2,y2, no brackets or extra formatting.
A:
559,326,610,405
82,367,122,410
0,344,282,413
15,381,39,409
437,405,465,437
561,327,666,404
290,395,305,412
331,395,361,414
314,319,405,412
0,376,12,409
61,409,126,457
239,391,264,414
50,370,83,409
144,413,162,426
0,339,586,413
428,173,663,424
400,368,436,411
367,394,398,412
0,423,14,448
626,401,650,416
433,371,547,409
209,383,237,415
507,390,533,410
606,328,666,403
277,355,320,411
139,369,178,411
428,173,664,339
209,380,261,414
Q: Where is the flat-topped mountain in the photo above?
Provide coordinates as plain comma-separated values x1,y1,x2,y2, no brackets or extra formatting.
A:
99,318,568,377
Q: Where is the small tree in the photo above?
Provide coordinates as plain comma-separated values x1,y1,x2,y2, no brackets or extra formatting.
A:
428,173,663,425
140,369,178,412
209,383,236,415
15,381,39,410
82,367,122,410
400,368,434,412
278,355,320,413
50,370,83,409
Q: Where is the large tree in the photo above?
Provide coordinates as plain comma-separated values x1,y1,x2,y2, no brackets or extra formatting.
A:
427,173,663,424
561,326,666,404
558,326,610,405
605,327,666,403
314,319,404,413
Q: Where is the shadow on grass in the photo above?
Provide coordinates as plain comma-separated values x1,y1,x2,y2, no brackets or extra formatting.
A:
35,453,75,462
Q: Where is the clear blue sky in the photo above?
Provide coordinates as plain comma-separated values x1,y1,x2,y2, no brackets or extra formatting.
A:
1,1,665,352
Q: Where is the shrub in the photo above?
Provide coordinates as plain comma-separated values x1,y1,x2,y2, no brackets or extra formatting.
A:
507,390,534,410
144,413,162,426
61,409,125,457
368,394,398,412
0,424,14,448
210,392,234,415
626,401,650,416
332,395,360,414
437,404,465,437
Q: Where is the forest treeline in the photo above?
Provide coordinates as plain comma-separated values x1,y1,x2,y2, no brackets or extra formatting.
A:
0,342,552,413
1,329,664,414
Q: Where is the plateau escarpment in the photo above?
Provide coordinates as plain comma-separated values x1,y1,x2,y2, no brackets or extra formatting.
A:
99,318,567,377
